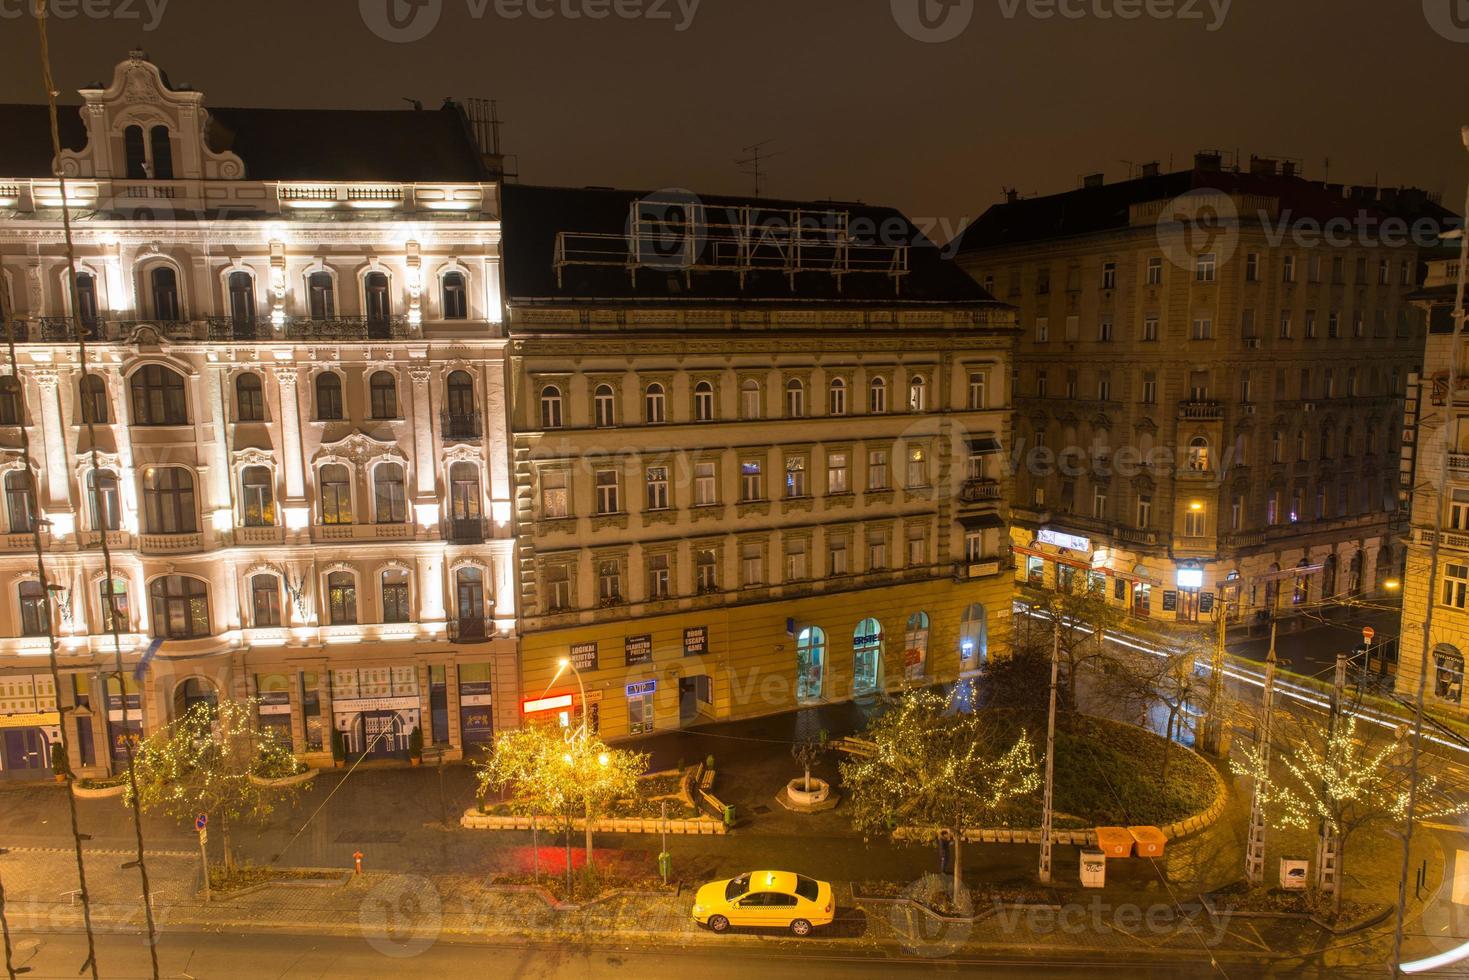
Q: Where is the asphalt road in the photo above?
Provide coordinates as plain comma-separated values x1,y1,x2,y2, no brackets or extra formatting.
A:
0,926,1246,979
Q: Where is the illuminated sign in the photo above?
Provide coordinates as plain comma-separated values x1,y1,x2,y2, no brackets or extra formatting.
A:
570,641,599,672
625,634,653,667
1038,528,1091,552
1176,568,1204,590
683,626,708,657
626,680,657,698
522,693,573,714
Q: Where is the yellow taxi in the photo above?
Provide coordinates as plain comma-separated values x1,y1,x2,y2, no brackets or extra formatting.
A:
691,870,835,935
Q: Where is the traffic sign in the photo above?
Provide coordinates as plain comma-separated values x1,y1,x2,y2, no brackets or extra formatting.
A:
1362,627,1376,643
195,813,208,832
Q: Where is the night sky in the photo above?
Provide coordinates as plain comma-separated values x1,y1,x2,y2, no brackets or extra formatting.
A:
2,0,1465,236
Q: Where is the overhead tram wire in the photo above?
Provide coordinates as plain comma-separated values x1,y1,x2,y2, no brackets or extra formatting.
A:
32,7,161,976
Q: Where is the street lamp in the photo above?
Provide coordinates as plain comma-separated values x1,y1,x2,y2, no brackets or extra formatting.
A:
552,656,589,739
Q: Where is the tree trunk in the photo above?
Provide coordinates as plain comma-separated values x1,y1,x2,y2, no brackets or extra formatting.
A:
1334,842,1345,917
804,766,811,792
220,811,234,872
531,815,540,884
952,825,963,899
584,797,594,867
1161,709,1175,789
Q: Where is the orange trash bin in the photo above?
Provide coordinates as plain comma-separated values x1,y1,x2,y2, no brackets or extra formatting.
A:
1094,826,1135,858
1128,826,1166,858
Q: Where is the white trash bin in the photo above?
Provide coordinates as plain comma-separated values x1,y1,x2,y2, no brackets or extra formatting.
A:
1080,848,1107,888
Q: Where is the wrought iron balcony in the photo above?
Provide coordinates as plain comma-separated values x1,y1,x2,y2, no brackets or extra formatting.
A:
446,517,488,544
958,478,1002,503
1178,400,1225,422
441,411,483,442
5,317,116,343
283,315,409,341
205,317,267,342
447,616,490,644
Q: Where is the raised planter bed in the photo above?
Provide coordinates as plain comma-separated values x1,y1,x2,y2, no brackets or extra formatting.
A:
483,878,677,912
248,768,319,789
1200,885,1392,936
461,809,727,835
210,868,350,900
71,780,128,800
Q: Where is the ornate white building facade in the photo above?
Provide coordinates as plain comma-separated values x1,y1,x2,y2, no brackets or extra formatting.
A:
0,52,516,777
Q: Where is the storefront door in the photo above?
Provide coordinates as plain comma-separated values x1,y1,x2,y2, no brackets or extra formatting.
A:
362,711,401,756
853,618,883,697
1132,583,1151,616
1,728,46,775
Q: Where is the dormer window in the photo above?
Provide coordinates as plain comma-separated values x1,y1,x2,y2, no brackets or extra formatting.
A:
123,124,174,179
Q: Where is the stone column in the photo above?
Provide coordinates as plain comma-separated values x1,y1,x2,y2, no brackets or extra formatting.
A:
409,367,436,500
273,366,306,502
417,552,445,622
31,369,71,512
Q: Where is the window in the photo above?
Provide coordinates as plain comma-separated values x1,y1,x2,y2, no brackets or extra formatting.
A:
373,463,406,523
869,376,887,414
73,271,100,327
1450,489,1469,531
449,462,482,522
142,466,196,534
1278,312,1292,339
908,376,927,412
966,372,986,409
381,570,410,623
741,460,764,501
1309,255,1322,283
645,383,667,423
18,581,47,637
694,462,717,506
786,379,806,418
594,384,617,427
1065,315,1080,341
251,574,281,628
545,565,571,611
1097,375,1111,400
307,271,336,320
1141,372,1157,404
868,535,888,571
599,560,623,602
441,271,468,319
1183,504,1206,537
906,446,928,488
319,464,352,525
540,469,569,518
1230,494,1244,530
646,466,670,510
227,271,255,331
696,549,718,592
76,374,109,424
907,527,927,566
827,452,849,494
1092,485,1108,518
1037,371,1048,397
235,373,264,422
539,385,563,428
741,542,764,586
148,576,209,639
1238,372,1253,404
315,372,343,421
595,469,620,514
1195,253,1216,282
1101,262,1116,289
1035,266,1050,294
1136,494,1152,528
1245,253,1260,282
240,466,274,527
149,266,181,320
868,449,889,491
1282,255,1296,282
1098,316,1114,342
99,577,128,633
1188,437,1210,471
829,538,849,575
364,271,392,332
1444,563,1469,610
4,472,34,533
86,469,121,531
1146,257,1163,285
741,379,762,419
369,371,398,419
327,572,358,625
828,378,847,416
1353,311,1365,338
130,364,187,425
1297,430,1308,461
1035,317,1050,342
1304,310,1317,339
147,125,174,178
1064,371,1077,399
787,539,809,581
694,381,715,421
647,554,671,599
1190,316,1212,340
1435,646,1464,703
785,456,807,498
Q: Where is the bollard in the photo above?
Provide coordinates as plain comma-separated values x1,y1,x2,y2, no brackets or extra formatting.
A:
354,850,364,875
658,850,672,884
722,804,735,828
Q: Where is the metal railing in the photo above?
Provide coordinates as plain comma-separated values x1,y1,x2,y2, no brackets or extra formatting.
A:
1178,400,1225,421
447,616,490,643
441,411,483,442
284,315,409,341
446,517,488,544
958,478,1002,503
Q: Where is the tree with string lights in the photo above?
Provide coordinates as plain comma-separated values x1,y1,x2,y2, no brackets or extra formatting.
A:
1026,574,1126,710
840,690,1040,898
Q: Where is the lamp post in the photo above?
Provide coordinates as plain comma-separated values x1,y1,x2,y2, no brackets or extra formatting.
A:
552,657,589,738
553,657,600,867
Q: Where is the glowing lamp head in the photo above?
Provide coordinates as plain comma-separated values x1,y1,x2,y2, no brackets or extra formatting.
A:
1384,578,1401,591
598,753,609,767
1188,500,1204,512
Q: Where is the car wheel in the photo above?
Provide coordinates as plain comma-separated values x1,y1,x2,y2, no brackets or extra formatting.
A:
709,915,729,933
790,918,812,937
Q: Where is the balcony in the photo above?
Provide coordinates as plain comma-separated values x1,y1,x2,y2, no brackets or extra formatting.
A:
958,478,1003,504
79,529,130,550
1450,453,1469,477
312,523,415,542
5,317,118,343
236,525,286,546
1178,400,1224,422
283,315,409,342
1115,526,1159,547
447,517,489,544
446,616,490,644
1416,526,1469,552
138,531,204,554
204,317,268,342
441,411,483,442
115,317,197,341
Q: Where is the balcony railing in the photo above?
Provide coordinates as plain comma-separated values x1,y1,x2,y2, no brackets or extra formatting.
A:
958,478,1003,503
1178,400,1224,421
138,531,204,554
5,317,117,343
205,317,268,342
447,517,488,544
1450,453,1469,476
447,616,490,644
441,411,483,442
283,315,409,342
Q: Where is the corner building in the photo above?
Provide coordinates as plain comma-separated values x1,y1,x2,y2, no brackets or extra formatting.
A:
502,186,1015,738
0,53,515,778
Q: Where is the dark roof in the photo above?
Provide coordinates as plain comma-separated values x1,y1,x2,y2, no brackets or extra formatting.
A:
955,168,1459,253
502,183,1001,308
0,103,488,182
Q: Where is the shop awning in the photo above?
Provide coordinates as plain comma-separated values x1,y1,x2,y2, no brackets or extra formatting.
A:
958,513,1005,530
967,436,1003,455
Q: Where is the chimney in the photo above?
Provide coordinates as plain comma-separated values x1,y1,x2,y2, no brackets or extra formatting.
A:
1281,161,1298,179
1194,151,1223,172
1140,161,1161,178
1083,172,1105,190
1005,188,1019,204
1249,155,1279,177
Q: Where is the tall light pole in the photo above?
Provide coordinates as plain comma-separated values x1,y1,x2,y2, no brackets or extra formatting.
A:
553,657,600,866
553,656,589,738
1391,124,1469,975
1038,624,1060,884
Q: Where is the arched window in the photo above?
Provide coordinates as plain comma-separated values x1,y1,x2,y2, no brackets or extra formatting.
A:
909,375,927,412
130,364,187,425
142,466,196,534
250,574,281,627
98,577,128,633
869,376,888,414
227,271,255,332
369,371,399,419
740,379,762,419
86,469,121,531
446,370,475,416
903,611,930,679
0,376,22,426
796,626,826,702
364,271,392,336
373,462,406,523
315,372,343,421
319,464,352,525
148,576,210,639
326,571,358,625
645,383,667,423
307,271,336,320
381,569,411,623
828,377,847,416
540,385,563,428
693,381,715,422
1188,437,1210,471
958,602,988,672
149,126,173,179
18,581,48,637
79,374,109,424
4,471,34,533
441,271,468,320
149,266,181,321
853,618,883,696
785,378,806,418
594,384,617,427
240,466,274,527
123,125,147,178
235,372,264,422
73,271,100,328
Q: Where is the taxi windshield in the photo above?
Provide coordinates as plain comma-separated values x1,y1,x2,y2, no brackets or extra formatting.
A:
725,873,752,901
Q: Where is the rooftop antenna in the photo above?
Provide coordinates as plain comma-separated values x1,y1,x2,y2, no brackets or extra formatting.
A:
402,97,423,110
736,139,781,198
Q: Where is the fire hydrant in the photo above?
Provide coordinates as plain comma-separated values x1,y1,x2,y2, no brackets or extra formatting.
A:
353,850,364,875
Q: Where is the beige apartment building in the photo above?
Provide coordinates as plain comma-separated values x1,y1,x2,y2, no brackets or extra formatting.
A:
501,186,1016,739
956,155,1450,625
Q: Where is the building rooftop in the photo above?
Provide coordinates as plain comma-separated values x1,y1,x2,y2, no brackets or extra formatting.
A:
502,183,1002,308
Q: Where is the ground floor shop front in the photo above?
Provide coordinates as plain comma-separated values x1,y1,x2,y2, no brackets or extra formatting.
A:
518,572,1015,742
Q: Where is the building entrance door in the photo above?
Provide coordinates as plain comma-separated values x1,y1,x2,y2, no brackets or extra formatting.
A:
1,728,47,775
362,711,401,756
679,678,698,725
